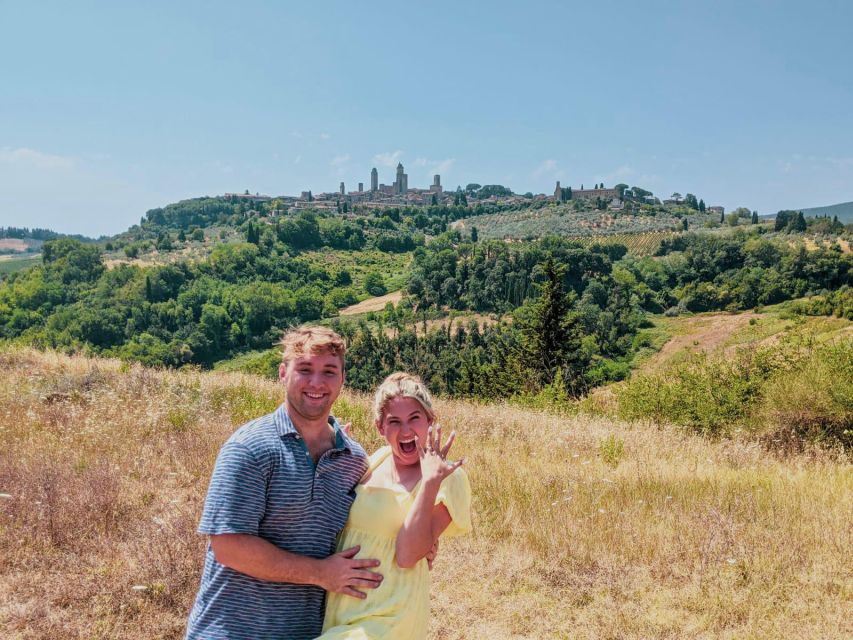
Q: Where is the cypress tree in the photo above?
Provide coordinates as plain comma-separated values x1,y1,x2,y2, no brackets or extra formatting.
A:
520,258,589,394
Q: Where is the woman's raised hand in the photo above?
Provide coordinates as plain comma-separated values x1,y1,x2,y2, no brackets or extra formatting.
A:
416,424,464,485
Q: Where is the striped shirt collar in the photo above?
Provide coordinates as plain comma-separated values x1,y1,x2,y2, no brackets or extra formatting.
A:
273,404,352,452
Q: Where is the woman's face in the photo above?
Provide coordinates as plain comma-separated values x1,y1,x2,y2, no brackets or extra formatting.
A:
377,396,432,467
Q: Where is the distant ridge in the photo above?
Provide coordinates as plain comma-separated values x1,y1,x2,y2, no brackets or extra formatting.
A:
796,201,853,223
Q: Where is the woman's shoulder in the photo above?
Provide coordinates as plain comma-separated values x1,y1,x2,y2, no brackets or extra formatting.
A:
357,445,393,485
367,445,393,472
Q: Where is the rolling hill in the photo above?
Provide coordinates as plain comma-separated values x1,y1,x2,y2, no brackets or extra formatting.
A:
797,200,853,223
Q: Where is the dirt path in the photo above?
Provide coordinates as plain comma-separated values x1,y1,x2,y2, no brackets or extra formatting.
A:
644,312,760,370
339,290,404,315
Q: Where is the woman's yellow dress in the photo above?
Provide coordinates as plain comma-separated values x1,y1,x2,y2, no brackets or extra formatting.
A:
320,446,472,640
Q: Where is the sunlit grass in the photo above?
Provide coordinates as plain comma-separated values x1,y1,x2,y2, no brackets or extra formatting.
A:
0,347,850,639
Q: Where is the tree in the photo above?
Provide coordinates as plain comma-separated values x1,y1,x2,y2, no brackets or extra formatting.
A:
698,199,706,213
364,272,387,297
682,218,689,231
245,222,260,245
671,193,682,203
684,193,698,210
751,210,759,224
156,232,173,251
471,226,479,243
307,190,313,202
720,210,725,224
519,257,589,394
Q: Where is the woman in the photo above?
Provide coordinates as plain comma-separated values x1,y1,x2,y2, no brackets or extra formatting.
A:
321,372,472,639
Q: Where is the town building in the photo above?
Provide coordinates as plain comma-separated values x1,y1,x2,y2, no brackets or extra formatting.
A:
552,181,619,202
394,163,408,195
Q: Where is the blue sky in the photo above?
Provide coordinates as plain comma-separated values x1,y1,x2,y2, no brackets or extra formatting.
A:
2,0,852,236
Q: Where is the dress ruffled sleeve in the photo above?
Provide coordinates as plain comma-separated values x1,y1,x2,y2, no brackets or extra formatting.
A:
435,467,472,538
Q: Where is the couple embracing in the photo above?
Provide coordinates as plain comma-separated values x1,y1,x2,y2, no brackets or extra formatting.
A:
185,326,471,639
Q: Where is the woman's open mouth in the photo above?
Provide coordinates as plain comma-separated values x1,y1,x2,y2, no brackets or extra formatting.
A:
399,438,417,454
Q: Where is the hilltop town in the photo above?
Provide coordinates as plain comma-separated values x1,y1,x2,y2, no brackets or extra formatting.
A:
224,162,726,215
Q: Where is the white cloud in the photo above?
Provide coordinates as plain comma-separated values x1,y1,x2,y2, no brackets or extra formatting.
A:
373,150,404,168
411,156,455,178
294,155,302,164
0,147,75,170
331,154,350,167
532,159,558,179
320,132,331,140
434,158,455,175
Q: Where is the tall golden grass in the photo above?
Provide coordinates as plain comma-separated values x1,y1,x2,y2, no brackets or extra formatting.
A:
0,347,850,639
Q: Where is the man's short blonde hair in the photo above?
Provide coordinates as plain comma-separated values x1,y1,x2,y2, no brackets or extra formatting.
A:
280,326,346,366
373,372,435,424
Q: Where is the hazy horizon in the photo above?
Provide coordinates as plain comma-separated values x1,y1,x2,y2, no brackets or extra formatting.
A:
2,0,852,236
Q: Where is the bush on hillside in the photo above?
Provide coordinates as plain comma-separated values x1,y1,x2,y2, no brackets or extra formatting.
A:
616,341,805,437
758,340,853,448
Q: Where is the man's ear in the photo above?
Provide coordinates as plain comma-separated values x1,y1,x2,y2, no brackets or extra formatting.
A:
278,361,288,382
375,420,384,437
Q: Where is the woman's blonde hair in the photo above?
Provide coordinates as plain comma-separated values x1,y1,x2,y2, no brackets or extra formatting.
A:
373,372,435,424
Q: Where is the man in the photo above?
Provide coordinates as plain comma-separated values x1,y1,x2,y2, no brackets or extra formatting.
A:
186,326,382,640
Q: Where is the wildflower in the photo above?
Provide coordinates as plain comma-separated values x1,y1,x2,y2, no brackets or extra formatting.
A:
132,585,149,592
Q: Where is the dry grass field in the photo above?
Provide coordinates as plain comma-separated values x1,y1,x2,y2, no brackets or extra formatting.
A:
0,348,850,639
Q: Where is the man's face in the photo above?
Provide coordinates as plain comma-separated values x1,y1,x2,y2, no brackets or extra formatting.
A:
280,352,345,423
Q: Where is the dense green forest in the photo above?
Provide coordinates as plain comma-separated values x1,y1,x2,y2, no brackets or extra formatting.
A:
1,197,851,404
328,229,851,398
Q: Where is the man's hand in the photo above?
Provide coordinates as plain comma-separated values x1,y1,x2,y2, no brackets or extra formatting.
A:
317,545,382,599
426,539,439,571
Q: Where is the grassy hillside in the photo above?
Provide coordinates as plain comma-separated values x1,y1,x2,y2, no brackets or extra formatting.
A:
798,201,853,223
1,347,850,639
0,253,42,276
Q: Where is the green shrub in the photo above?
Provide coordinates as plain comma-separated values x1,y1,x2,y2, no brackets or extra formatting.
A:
616,344,802,436
598,435,625,468
617,337,853,447
759,340,853,448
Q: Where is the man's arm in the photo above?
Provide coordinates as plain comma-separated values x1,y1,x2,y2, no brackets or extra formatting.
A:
210,534,382,599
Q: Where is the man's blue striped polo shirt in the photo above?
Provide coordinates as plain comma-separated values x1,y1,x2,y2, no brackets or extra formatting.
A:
186,404,368,640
